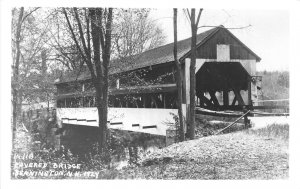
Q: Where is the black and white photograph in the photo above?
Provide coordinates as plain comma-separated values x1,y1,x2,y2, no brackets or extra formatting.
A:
1,0,299,187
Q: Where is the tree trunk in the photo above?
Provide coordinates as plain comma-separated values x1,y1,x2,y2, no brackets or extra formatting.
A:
173,8,185,142
12,7,24,131
95,82,109,152
97,104,107,150
189,9,197,140
64,8,112,155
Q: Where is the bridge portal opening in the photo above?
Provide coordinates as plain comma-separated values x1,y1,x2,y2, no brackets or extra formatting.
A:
196,61,251,110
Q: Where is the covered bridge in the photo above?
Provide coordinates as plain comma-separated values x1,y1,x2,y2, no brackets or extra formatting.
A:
55,25,261,136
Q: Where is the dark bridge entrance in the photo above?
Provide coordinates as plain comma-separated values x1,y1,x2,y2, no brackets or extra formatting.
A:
196,61,252,111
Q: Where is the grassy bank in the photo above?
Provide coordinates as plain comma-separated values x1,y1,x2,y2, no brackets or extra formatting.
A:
113,124,289,179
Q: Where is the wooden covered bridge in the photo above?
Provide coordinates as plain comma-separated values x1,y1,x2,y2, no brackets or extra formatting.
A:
55,26,262,137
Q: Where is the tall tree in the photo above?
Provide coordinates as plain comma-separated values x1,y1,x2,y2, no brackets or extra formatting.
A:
185,8,203,139
173,8,185,142
12,7,55,121
12,7,44,125
63,8,113,151
12,7,24,132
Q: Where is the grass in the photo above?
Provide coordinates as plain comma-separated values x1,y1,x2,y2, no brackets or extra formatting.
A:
244,123,289,141
114,123,289,179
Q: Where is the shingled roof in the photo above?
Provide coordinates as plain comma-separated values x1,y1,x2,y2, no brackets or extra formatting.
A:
109,26,219,74
55,26,260,84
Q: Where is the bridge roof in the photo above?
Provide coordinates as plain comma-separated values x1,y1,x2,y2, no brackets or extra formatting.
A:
55,26,261,84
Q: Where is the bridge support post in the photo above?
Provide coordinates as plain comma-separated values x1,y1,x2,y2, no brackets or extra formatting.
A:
223,90,229,106
248,76,252,106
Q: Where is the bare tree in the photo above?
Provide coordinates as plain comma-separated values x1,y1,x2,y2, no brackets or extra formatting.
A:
113,9,166,60
173,8,185,141
63,8,113,151
185,8,203,139
12,7,24,132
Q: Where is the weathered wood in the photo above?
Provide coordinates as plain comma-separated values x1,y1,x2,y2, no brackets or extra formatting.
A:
248,76,252,106
56,83,177,99
223,90,229,106
198,93,214,108
196,105,289,111
231,96,237,106
233,89,245,105
209,91,220,106
194,28,260,61
195,107,243,117
110,83,177,95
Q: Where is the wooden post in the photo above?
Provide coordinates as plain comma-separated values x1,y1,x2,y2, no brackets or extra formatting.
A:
125,98,129,108
142,94,146,108
243,107,250,128
248,76,252,106
199,91,204,107
223,90,229,106
119,97,123,108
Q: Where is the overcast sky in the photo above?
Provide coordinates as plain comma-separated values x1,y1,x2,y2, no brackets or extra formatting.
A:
149,9,289,71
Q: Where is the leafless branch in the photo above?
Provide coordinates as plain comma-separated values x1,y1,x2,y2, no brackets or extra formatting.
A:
62,8,88,66
186,9,191,20
98,8,106,52
73,7,92,80
85,9,91,56
198,24,252,30
196,9,203,26
21,7,40,24
73,8,90,62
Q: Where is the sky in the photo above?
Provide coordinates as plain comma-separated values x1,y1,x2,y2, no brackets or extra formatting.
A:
149,9,289,71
